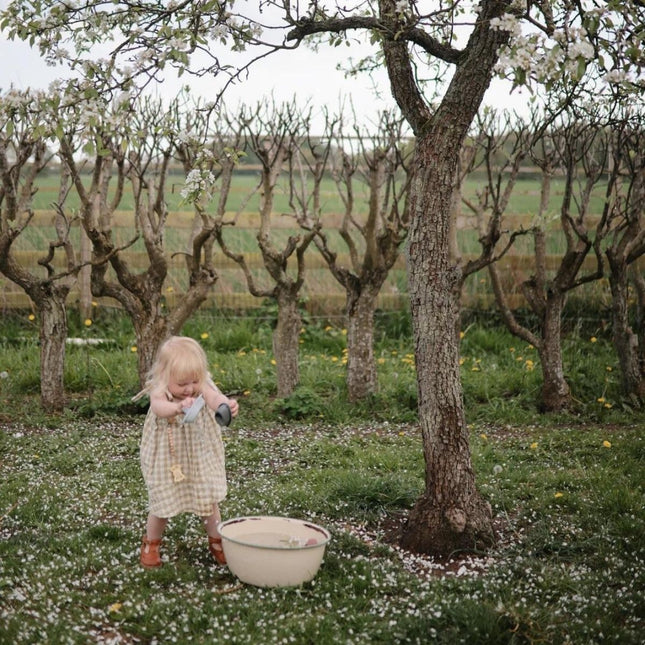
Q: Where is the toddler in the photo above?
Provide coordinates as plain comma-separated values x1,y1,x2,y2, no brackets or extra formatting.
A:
134,336,239,568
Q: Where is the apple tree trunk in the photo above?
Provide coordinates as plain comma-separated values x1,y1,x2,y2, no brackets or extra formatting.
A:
37,294,69,413
346,284,379,402
273,288,301,398
400,133,494,556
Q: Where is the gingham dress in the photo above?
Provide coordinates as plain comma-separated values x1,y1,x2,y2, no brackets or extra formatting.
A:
140,402,227,518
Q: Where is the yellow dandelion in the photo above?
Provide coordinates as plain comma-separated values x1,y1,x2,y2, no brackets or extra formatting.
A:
331,356,338,363
590,336,597,343
324,326,332,332
459,357,466,365
130,346,137,353
398,431,406,437
243,390,251,396
28,313,35,321
530,442,538,450
509,347,515,353
597,397,605,403
604,402,612,409
341,328,347,335
238,350,247,356
606,366,613,372
166,286,174,293
91,301,98,307
602,440,612,448
525,359,535,371
84,319,92,327
480,433,488,440
554,492,564,498
377,357,386,365
108,602,122,613
459,331,465,339
201,332,209,339
271,359,276,365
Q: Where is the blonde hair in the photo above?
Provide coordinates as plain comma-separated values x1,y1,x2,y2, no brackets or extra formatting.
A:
133,336,210,400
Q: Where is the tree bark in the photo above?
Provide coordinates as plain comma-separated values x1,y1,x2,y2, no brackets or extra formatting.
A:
632,262,645,388
131,307,169,386
538,293,572,411
37,294,69,413
346,284,379,402
400,133,494,555
273,287,301,398
608,260,645,398
378,0,510,555
78,225,93,321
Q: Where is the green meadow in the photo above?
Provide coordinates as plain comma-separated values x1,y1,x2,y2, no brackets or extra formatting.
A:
0,309,643,644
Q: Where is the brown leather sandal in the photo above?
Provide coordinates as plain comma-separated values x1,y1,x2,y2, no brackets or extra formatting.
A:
208,536,227,565
140,536,163,568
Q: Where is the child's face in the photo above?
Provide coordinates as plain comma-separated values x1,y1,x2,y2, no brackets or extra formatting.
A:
168,374,200,399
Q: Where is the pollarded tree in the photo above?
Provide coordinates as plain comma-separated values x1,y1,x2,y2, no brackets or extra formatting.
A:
58,93,221,385
460,106,597,412
172,95,247,280
489,114,612,411
216,100,321,397
600,114,645,401
313,111,412,402
5,0,643,557
0,88,78,412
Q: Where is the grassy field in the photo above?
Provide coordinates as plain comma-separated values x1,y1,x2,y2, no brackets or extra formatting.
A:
28,168,608,221
3,170,614,312
0,310,643,643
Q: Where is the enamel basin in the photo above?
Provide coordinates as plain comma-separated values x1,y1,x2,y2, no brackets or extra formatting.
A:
217,516,331,587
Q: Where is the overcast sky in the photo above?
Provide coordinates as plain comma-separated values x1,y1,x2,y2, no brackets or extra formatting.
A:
0,17,532,134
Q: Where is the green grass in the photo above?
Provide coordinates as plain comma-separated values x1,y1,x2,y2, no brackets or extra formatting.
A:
0,306,637,425
0,310,643,643
0,419,642,643
30,170,610,223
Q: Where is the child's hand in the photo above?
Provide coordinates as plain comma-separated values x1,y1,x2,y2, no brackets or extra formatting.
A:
227,398,239,417
181,396,196,412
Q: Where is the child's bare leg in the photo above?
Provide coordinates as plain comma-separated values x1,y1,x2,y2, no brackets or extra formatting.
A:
204,503,226,564
146,514,168,540
140,514,167,567
202,502,221,538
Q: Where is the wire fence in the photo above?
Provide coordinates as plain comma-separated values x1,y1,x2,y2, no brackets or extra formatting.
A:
0,209,612,315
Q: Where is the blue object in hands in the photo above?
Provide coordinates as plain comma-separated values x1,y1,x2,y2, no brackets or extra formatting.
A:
182,395,205,423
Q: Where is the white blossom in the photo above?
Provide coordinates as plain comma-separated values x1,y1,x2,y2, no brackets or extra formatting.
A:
490,13,522,37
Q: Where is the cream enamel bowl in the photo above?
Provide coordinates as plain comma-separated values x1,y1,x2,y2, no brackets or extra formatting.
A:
217,516,331,587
